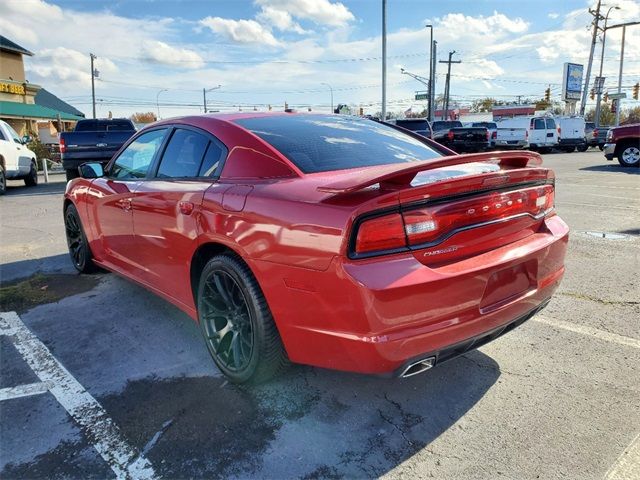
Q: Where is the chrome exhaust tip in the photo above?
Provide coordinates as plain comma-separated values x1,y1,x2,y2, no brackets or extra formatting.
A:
400,356,436,378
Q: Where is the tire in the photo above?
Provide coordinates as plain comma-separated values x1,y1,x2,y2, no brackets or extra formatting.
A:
66,169,79,182
24,160,38,187
197,254,289,384
64,203,98,273
577,144,588,152
598,145,604,151
539,147,551,154
0,165,5,196
617,143,640,167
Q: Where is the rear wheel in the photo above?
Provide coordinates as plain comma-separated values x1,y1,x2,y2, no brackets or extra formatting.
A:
64,204,98,273
0,165,5,195
577,144,588,152
617,143,640,167
198,254,288,384
24,160,38,187
562,146,576,153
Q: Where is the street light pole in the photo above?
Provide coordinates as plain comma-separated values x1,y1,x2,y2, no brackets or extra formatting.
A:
156,89,167,120
425,24,433,121
615,25,625,126
90,53,97,119
594,6,620,127
203,85,221,114
381,0,387,120
581,0,603,116
321,82,334,113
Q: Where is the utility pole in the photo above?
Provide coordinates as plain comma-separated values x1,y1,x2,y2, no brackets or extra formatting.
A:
431,41,437,121
203,85,221,114
90,53,97,119
426,24,433,121
615,25,625,126
381,0,387,120
595,6,620,127
439,51,461,120
581,0,603,116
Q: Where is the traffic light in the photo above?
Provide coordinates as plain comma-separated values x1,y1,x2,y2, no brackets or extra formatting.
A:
544,87,551,102
590,88,595,100
603,91,608,103
634,82,639,100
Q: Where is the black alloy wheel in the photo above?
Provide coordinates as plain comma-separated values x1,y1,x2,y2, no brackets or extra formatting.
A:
24,160,38,187
0,166,6,195
198,254,288,384
64,204,97,273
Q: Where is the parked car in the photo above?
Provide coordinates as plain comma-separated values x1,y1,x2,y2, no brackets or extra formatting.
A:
60,118,136,181
556,116,586,153
471,122,498,147
431,120,463,143
494,126,529,150
594,126,609,150
496,116,558,153
393,118,432,139
444,125,490,152
603,123,640,167
64,113,568,383
0,120,38,195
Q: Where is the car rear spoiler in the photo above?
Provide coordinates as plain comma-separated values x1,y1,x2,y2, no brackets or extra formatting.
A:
316,151,543,195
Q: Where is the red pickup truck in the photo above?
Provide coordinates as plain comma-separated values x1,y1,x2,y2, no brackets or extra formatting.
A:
603,124,640,167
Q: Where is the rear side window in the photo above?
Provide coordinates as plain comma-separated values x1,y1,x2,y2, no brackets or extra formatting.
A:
75,120,134,132
235,115,442,173
157,129,209,178
110,129,167,179
199,141,224,177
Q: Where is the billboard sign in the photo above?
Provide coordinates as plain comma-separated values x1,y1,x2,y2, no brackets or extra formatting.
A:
562,63,583,101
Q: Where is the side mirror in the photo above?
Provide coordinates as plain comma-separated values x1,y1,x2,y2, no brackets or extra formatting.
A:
22,135,32,144
79,162,104,179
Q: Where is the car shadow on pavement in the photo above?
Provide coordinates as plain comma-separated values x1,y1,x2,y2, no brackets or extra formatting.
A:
0,254,76,284
579,164,640,174
3,180,67,197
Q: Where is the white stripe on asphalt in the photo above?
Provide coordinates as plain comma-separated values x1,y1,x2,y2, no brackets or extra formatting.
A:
534,316,640,350
0,312,156,480
0,381,49,401
605,433,640,480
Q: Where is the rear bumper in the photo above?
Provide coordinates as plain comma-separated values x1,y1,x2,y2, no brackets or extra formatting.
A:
604,143,616,160
558,138,585,147
253,215,569,375
494,140,528,149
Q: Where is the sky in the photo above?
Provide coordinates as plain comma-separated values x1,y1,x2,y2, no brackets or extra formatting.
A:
2,0,639,118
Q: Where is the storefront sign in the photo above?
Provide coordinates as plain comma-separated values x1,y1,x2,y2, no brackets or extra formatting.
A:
0,82,26,95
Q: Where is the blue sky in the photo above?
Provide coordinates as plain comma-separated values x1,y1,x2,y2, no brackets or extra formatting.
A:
3,0,639,118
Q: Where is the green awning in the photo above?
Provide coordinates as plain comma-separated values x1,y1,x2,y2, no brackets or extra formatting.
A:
0,101,84,121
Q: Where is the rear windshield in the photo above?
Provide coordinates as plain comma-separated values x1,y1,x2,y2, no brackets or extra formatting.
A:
472,122,497,129
75,120,135,132
395,119,431,132
432,121,462,130
235,115,442,173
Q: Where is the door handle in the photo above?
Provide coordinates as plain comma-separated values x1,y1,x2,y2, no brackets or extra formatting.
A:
116,198,132,211
179,201,194,215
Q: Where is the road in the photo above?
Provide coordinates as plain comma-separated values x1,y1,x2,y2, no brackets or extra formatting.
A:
1,150,638,479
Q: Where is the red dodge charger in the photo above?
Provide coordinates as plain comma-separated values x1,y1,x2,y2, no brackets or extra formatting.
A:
64,113,568,383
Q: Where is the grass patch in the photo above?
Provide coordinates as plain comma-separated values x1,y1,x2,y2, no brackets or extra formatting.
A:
0,273,99,314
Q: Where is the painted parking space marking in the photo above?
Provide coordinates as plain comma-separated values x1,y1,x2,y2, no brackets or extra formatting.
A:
0,381,49,401
0,311,156,480
605,433,640,480
534,316,640,350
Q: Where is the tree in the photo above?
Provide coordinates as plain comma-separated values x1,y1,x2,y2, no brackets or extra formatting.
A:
130,112,157,123
534,98,552,111
585,103,618,126
471,97,497,113
622,106,640,125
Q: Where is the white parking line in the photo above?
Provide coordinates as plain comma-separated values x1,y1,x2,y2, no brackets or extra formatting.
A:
0,381,49,401
534,316,640,350
605,433,640,480
0,312,156,480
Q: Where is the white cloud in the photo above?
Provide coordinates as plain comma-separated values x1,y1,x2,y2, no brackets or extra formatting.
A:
548,13,560,19
254,0,354,26
28,47,117,89
435,11,528,38
257,6,310,34
200,16,281,47
141,40,204,69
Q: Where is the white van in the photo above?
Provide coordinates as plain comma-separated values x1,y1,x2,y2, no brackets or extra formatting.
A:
496,116,558,152
556,116,586,153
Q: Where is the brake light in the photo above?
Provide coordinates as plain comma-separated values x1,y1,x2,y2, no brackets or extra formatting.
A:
402,185,555,246
447,130,454,141
557,127,561,136
354,213,406,254
59,137,66,154
491,131,497,139
593,128,598,138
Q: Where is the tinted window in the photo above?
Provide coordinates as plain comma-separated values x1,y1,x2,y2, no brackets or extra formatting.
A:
472,122,497,129
157,129,209,178
110,129,167,179
546,118,556,129
75,119,135,132
395,120,430,132
534,119,545,130
235,115,442,173
432,121,462,130
199,141,224,177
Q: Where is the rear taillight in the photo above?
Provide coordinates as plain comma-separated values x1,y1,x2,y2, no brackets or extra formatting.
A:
491,131,497,139
447,130,454,141
486,130,490,141
403,185,554,246
354,213,406,254
59,137,66,154
557,127,561,136
593,128,598,138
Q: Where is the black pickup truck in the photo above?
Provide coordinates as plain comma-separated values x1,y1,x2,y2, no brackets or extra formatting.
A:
61,119,136,180
442,126,490,153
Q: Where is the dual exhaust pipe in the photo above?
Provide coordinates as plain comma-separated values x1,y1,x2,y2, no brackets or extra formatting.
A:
399,356,436,378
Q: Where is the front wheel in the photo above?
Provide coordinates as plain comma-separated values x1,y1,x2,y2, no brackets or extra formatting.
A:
0,166,6,195
618,144,640,167
24,160,38,187
198,254,288,384
64,204,98,273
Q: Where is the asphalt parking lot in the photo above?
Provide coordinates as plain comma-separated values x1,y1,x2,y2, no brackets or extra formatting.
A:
1,151,638,480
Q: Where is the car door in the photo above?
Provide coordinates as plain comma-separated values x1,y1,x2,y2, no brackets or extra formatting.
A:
545,118,558,146
529,118,546,146
1,122,29,176
130,126,227,308
85,128,169,275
